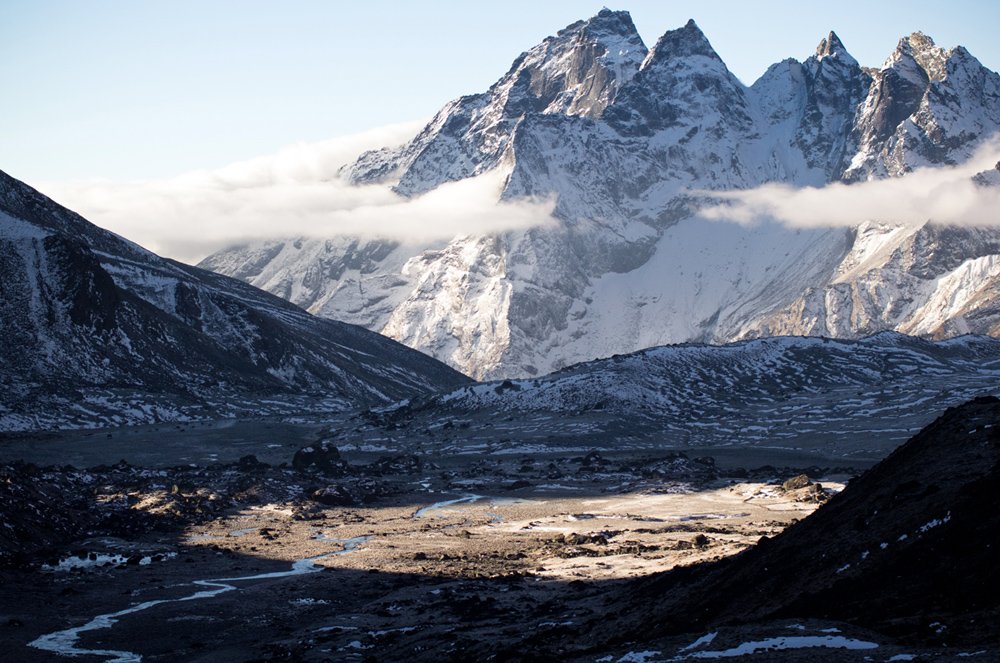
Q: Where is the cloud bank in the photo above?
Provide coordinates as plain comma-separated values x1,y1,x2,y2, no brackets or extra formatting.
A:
699,139,1000,229
38,121,556,264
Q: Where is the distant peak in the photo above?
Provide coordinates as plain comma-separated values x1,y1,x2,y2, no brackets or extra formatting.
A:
890,31,946,61
544,8,643,50
645,18,721,65
814,31,857,66
887,31,950,81
582,7,640,37
816,31,844,56
907,31,937,53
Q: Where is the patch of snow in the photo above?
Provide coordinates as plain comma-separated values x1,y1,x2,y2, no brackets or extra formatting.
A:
289,598,330,607
682,635,879,658
679,632,718,652
918,512,951,533
618,651,662,663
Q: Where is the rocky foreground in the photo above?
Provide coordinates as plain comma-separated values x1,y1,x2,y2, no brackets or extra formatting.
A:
1,442,844,661
1,398,998,661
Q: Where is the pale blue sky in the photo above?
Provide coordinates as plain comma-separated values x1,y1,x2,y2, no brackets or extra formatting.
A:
3,0,998,184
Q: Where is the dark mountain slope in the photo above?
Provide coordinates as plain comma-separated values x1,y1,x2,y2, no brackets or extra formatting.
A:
517,396,1000,658
0,170,470,431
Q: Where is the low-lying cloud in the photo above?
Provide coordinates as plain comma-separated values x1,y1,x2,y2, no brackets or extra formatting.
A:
38,121,556,264
699,138,1000,229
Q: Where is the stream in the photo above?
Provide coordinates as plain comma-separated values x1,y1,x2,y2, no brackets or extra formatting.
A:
412,494,536,521
412,493,486,518
29,536,370,663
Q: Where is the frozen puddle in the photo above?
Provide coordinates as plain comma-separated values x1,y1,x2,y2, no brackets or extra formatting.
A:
42,552,176,573
30,536,369,662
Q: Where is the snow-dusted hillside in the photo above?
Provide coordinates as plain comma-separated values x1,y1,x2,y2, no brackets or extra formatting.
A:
0,170,469,432
347,333,1000,458
202,10,1000,379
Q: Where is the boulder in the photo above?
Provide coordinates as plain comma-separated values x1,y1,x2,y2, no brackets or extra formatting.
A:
309,485,355,506
292,442,349,475
782,474,813,491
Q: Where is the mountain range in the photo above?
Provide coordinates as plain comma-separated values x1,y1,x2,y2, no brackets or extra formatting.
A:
200,9,1000,380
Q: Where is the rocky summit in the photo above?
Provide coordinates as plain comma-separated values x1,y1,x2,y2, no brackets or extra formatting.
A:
201,10,1000,379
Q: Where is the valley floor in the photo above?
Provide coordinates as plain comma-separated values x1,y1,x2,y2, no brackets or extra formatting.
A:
0,429,976,662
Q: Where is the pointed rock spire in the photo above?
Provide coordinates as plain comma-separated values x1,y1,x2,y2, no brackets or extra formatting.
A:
605,19,753,137
814,31,858,66
906,31,939,56
816,31,844,57
906,32,949,81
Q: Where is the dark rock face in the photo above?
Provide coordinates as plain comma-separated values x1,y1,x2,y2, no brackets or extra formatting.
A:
794,32,869,177
292,442,349,476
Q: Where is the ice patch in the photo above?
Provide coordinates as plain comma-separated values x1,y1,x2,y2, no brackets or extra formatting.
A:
681,635,879,658
42,552,175,572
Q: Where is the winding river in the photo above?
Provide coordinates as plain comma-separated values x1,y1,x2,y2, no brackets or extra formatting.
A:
29,536,370,662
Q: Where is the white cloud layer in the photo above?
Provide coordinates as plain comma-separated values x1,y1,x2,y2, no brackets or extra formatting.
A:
38,121,556,264
699,138,1000,229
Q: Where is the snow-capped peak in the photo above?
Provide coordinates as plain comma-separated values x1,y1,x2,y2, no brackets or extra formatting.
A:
904,32,949,81
348,10,647,196
641,18,720,68
883,32,947,83
604,18,753,138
